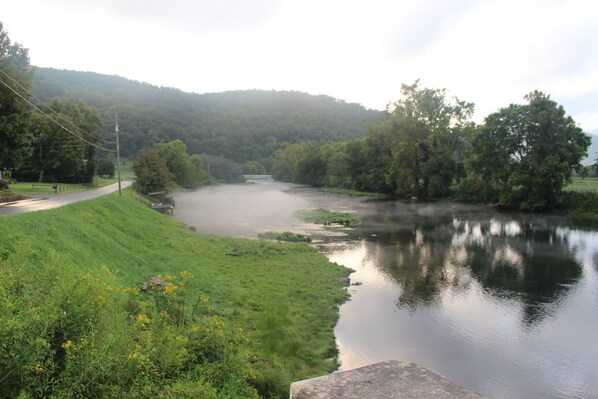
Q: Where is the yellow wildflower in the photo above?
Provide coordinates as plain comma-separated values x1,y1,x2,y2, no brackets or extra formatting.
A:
162,282,178,295
180,271,191,281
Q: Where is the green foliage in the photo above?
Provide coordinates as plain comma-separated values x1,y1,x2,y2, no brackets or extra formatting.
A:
293,209,358,226
0,22,34,171
0,247,257,398
272,142,322,184
242,160,266,175
32,68,380,162
154,139,206,187
132,149,173,194
0,191,350,398
257,231,312,243
15,98,104,183
201,154,245,183
561,190,598,220
97,158,115,178
469,91,590,210
379,80,473,199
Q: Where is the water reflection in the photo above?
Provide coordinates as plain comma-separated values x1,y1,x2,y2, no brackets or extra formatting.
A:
173,184,598,399
357,216,583,325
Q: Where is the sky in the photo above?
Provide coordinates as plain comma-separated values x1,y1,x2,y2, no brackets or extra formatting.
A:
1,0,598,133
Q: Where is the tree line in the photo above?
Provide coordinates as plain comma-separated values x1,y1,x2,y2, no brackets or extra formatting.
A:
272,81,591,211
1,23,591,211
32,67,380,173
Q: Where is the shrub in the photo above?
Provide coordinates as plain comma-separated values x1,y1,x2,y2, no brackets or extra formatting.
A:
0,243,258,398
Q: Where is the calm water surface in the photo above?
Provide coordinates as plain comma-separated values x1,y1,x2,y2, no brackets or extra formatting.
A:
174,182,598,399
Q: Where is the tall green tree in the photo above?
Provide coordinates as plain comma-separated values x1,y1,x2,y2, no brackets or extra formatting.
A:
154,139,205,187
272,141,320,183
19,98,103,183
470,91,590,210
132,148,172,194
0,22,34,172
382,81,474,199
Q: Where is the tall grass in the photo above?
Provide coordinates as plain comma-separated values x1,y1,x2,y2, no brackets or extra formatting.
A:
0,189,350,398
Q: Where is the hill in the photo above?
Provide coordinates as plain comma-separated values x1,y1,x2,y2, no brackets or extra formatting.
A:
32,68,381,165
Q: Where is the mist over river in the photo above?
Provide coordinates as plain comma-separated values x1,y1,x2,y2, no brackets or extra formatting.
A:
173,181,598,399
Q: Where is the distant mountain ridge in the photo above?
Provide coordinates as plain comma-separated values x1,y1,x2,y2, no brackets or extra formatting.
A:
32,68,381,164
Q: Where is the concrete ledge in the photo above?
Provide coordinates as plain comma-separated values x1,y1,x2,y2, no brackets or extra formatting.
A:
290,360,485,399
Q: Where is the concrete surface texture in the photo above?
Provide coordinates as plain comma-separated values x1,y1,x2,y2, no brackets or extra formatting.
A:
290,360,485,399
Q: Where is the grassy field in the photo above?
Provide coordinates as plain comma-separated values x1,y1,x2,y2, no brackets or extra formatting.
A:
2,176,129,197
0,189,349,398
565,177,598,192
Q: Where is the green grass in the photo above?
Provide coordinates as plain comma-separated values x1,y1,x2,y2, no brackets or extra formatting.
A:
2,176,128,196
0,189,349,398
322,187,384,197
565,177,598,192
258,231,312,243
293,208,359,226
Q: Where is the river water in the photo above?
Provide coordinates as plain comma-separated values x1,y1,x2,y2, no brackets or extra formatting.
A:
173,181,598,399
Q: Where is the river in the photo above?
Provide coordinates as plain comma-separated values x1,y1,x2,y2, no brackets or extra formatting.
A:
173,181,598,399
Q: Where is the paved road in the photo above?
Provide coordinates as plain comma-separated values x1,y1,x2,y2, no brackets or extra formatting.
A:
0,181,132,215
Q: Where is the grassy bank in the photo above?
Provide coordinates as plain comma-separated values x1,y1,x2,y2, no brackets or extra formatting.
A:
293,209,359,226
0,190,349,398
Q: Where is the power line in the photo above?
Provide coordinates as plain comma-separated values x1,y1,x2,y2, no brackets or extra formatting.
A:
0,77,116,153
0,66,116,144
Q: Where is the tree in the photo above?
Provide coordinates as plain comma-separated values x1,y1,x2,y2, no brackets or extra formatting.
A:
17,98,103,183
154,139,205,187
132,149,172,194
271,141,320,183
242,160,266,175
200,154,244,183
470,91,590,210
0,22,34,172
97,158,115,178
369,81,474,198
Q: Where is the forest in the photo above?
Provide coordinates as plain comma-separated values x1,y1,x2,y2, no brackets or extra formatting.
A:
32,67,380,166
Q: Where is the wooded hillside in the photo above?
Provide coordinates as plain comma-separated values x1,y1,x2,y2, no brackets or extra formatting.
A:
32,68,380,164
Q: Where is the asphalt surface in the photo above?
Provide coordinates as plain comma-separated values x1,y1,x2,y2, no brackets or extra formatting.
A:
0,181,132,215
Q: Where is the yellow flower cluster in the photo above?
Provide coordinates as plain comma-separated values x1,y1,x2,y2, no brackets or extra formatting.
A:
162,281,179,296
32,363,45,373
61,338,89,352
127,344,149,370
136,313,151,328
179,270,192,281
198,293,209,304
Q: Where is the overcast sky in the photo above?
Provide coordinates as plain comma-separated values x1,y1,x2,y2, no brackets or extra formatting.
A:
2,0,598,132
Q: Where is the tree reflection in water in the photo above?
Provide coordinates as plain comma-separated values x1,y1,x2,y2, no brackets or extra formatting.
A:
360,215,583,326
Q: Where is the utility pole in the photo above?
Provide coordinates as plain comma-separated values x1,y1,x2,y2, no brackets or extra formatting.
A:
115,113,122,196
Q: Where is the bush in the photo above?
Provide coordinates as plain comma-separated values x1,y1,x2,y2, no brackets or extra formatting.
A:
97,159,115,178
133,149,173,195
0,243,258,398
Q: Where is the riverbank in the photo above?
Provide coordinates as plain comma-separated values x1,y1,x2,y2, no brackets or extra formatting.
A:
0,189,350,398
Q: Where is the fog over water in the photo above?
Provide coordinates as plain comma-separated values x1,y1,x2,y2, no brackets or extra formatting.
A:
173,181,598,399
